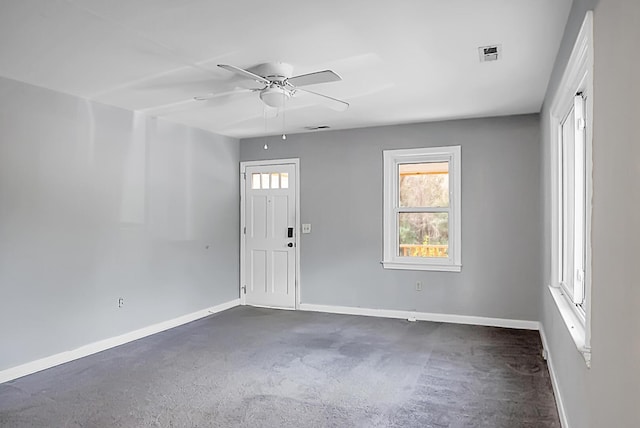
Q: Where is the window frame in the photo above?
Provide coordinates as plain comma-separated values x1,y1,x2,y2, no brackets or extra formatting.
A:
558,95,587,312
382,146,461,272
548,11,593,366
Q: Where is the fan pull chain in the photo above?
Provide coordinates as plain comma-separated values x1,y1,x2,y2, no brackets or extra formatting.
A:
282,88,287,140
263,105,268,150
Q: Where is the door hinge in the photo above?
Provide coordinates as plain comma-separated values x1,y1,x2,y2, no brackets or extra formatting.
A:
243,226,246,234
242,172,246,180
241,285,247,294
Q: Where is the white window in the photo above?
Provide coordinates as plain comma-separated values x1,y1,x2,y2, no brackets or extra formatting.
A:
383,146,461,272
251,172,289,189
549,11,592,366
559,94,587,308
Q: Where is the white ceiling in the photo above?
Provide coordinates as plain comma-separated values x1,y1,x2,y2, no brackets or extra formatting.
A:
0,0,572,139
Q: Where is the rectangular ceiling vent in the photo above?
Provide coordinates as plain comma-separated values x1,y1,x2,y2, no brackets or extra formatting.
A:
478,44,502,62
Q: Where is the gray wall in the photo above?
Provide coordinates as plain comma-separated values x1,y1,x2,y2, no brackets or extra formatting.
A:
0,76,239,371
241,115,541,321
540,0,640,426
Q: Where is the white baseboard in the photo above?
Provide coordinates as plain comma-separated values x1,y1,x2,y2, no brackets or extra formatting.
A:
0,298,240,385
539,326,570,428
298,303,540,330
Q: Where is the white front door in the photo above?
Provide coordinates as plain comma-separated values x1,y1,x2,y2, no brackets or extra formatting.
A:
242,162,297,309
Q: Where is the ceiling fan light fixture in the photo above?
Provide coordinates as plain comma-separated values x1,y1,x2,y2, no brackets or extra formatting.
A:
259,86,291,108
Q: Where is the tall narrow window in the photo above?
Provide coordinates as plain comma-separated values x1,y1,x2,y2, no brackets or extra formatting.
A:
548,10,592,366
559,94,587,310
383,146,461,271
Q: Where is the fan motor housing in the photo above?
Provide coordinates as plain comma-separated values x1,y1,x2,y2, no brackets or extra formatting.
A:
250,62,293,82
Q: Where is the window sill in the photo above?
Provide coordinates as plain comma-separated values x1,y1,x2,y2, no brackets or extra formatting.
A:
548,285,591,367
382,261,461,272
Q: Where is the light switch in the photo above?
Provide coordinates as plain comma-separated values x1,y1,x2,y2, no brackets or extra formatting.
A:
302,224,312,234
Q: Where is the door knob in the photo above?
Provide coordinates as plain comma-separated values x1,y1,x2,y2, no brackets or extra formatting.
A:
287,242,294,247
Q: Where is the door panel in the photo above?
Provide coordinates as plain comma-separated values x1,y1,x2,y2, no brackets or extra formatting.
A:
244,163,296,309
250,195,268,239
273,196,289,236
272,250,289,294
250,250,267,293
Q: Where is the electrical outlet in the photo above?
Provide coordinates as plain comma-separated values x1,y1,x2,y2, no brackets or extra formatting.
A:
118,297,124,308
415,281,422,291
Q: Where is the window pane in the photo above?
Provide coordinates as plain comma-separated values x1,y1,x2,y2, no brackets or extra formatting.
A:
271,173,280,189
399,162,449,207
561,106,576,297
261,173,270,189
251,173,261,189
398,212,448,258
280,173,289,188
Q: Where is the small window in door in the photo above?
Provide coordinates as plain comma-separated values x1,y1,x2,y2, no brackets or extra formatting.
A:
271,173,280,189
251,173,261,189
251,172,289,189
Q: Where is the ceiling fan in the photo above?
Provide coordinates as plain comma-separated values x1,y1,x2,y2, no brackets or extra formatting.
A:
194,62,349,111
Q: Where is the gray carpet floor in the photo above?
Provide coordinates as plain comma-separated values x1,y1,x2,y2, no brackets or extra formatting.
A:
0,306,560,427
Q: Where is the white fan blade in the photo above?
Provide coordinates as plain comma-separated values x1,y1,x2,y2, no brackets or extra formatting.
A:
218,64,270,85
295,88,349,111
287,70,342,87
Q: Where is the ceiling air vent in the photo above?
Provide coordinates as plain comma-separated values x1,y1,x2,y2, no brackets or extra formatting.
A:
478,44,502,62
304,125,331,131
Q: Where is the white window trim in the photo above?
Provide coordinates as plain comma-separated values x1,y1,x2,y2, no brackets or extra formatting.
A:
382,146,461,272
549,11,593,367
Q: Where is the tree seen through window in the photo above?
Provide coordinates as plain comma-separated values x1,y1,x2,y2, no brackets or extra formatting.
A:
398,162,449,257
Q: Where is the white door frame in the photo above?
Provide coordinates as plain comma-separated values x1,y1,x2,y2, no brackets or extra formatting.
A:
240,158,301,309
